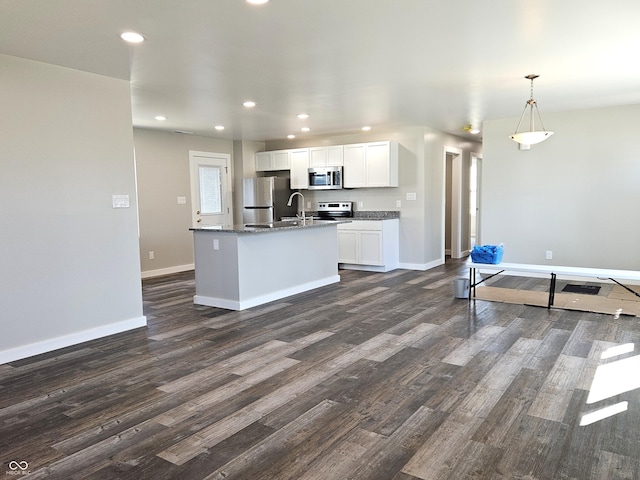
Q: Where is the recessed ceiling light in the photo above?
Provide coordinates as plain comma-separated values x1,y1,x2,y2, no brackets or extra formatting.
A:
362,126,372,131
247,0,269,4
301,127,310,132
243,101,256,108
470,128,480,135
297,113,309,119
120,31,145,43
154,115,167,121
214,125,225,131
287,134,296,139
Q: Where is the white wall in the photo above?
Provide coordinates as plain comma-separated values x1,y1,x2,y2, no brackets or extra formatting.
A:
0,54,145,363
482,104,640,269
133,129,234,276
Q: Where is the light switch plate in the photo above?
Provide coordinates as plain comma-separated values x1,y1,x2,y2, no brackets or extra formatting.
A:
177,196,187,205
406,192,417,201
112,194,130,208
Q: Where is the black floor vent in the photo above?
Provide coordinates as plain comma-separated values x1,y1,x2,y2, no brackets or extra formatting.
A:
562,284,601,295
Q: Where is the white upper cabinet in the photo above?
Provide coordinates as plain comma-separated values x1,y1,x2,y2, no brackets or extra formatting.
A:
343,141,398,188
255,150,291,171
365,141,398,187
257,140,398,188
343,144,367,188
309,145,344,167
289,148,310,189
255,151,272,171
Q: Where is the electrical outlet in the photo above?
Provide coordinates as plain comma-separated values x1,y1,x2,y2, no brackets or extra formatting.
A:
148,251,155,260
213,239,220,251
396,200,402,208
546,250,553,260
358,201,364,208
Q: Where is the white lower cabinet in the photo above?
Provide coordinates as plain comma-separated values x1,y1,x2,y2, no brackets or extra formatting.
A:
337,219,399,272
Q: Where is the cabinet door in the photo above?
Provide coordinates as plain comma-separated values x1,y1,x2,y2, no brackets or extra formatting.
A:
326,145,344,166
255,152,272,171
359,231,383,265
273,150,290,170
290,149,310,189
343,144,366,188
365,142,390,187
337,230,358,263
309,148,327,168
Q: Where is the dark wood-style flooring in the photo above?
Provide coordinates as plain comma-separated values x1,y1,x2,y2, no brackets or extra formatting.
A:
2,259,640,479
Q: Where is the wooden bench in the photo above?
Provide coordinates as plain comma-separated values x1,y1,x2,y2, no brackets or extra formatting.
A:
466,260,640,309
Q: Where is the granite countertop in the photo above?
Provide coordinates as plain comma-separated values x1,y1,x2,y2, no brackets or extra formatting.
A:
190,218,351,234
303,210,401,221
352,211,400,220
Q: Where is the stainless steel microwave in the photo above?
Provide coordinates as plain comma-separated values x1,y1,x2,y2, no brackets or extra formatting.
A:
308,166,343,190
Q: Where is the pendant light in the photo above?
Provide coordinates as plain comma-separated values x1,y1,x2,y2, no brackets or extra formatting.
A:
509,74,554,146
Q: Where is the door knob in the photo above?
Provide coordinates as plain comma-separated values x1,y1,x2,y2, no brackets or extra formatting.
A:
196,210,201,215
197,219,201,223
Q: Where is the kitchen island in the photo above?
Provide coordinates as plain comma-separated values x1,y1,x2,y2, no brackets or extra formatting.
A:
190,220,346,310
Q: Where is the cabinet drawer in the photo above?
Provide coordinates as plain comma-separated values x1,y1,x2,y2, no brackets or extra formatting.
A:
337,220,382,231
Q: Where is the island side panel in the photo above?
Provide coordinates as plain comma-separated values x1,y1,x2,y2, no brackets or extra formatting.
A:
236,225,340,309
192,230,241,309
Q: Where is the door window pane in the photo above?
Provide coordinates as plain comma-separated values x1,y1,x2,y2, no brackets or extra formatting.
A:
199,165,222,214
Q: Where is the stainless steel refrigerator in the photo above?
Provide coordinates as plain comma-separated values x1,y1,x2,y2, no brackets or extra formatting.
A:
242,177,296,224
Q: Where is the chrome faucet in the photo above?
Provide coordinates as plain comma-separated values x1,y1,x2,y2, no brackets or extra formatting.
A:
287,192,306,221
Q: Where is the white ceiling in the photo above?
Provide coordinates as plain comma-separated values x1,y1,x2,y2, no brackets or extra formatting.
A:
2,0,639,142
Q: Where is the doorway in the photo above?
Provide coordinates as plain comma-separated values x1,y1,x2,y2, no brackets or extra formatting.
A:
444,147,463,258
189,151,232,228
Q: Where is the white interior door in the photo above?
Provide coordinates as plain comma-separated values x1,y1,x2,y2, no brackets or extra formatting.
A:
470,153,482,248
189,151,232,228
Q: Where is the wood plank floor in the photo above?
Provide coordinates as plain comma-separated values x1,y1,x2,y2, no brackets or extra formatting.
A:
2,259,640,479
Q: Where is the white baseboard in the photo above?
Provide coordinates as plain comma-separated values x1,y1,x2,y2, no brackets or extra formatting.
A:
337,259,445,272
398,259,444,271
194,275,341,311
339,263,397,273
142,264,194,279
0,316,147,365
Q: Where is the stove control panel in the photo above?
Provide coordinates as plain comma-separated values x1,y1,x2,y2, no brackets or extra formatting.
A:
317,202,352,212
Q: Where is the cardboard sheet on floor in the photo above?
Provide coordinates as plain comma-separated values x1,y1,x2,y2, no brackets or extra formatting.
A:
474,285,640,317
